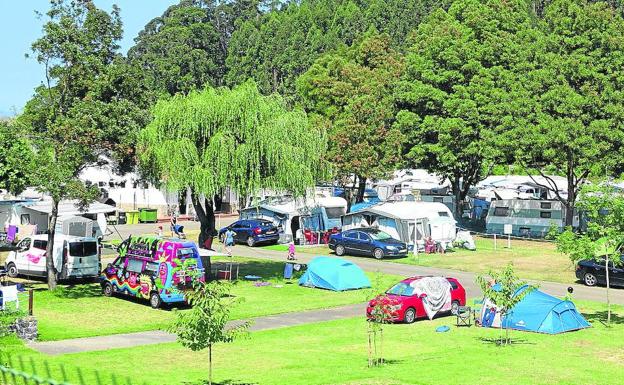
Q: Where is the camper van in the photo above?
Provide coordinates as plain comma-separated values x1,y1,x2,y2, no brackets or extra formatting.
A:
4,234,100,279
100,235,207,308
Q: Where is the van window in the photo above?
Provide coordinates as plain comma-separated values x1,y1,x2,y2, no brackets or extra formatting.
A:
494,207,509,217
69,241,98,256
33,240,48,251
144,262,159,276
127,258,143,273
177,248,195,258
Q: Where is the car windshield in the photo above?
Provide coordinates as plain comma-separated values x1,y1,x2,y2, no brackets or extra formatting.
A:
386,282,415,296
369,231,393,241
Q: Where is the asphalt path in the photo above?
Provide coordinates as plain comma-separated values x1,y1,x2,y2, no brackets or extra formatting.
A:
231,245,624,305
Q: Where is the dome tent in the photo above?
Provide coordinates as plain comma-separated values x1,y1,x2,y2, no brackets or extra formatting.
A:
299,256,371,291
481,285,590,334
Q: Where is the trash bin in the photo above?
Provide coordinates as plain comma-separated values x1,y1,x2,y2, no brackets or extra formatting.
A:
126,210,139,225
117,211,127,225
138,208,158,223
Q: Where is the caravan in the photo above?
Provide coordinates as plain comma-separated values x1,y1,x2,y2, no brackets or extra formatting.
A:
341,201,457,251
485,199,578,237
4,234,100,280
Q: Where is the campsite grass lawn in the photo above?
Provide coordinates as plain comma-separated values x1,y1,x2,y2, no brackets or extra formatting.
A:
397,237,575,284
2,300,622,385
260,243,331,254
30,256,399,341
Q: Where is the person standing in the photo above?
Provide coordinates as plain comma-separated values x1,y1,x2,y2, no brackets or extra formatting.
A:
224,228,236,257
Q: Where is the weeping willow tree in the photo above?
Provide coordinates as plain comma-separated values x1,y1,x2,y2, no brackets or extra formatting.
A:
139,80,327,247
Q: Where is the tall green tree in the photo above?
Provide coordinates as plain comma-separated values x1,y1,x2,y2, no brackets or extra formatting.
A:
23,0,149,290
139,81,326,247
394,0,533,217
556,184,624,326
0,121,34,195
298,32,405,204
513,0,624,226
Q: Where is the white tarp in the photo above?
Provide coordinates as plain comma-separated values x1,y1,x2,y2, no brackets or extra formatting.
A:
410,277,452,319
455,230,476,250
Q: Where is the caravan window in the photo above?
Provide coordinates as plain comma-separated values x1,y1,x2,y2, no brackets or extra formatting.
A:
433,197,444,203
438,212,449,217
493,207,509,216
540,211,552,219
325,207,345,219
20,214,30,225
540,202,552,209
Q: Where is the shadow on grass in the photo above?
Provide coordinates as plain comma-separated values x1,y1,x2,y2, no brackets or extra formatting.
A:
478,337,535,346
214,259,305,282
582,311,624,326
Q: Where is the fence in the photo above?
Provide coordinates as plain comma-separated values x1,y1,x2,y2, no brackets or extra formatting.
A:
0,352,148,385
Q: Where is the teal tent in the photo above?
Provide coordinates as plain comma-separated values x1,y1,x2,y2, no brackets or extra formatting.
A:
299,256,371,291
500,286,590,334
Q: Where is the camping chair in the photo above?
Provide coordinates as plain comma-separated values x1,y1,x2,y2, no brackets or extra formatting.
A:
452,305,472,327
472,299,484,326
0,285,19,311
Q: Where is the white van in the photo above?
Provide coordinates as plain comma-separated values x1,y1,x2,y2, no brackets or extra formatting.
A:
4,234,100,280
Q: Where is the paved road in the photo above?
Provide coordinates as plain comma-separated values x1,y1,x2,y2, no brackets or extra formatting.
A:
105,217,238,242
231,246,624,305
29,303,365,355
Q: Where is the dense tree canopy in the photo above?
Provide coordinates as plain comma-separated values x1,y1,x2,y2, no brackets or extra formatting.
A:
513,0,624,225
298,32,405,203
394,0,533,215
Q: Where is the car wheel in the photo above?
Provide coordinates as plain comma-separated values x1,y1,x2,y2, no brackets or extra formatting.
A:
6,263,18,278
102,282,113,297
584,272,598,287
150,292,162,309
404,307,416,324
451,300,460,315
373,248,384,260
247,236,255,247
335,244,345,256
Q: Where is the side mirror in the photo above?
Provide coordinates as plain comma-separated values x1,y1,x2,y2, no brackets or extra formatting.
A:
419,293,427,299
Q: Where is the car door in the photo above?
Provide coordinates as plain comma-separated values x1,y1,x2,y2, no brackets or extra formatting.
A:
28,239,48,276
609,258,624,287
592,259,608,284
13,238,32,273
357,232,375,255
231,221,247,243
342,231,359,254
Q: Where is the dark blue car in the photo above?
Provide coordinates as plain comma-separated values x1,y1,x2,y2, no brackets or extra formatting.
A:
219,219,280,247
328,228,408,259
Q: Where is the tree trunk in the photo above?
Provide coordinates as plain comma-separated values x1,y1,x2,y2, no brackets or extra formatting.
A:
606,256,611,326
565,173,576,227
46,198,60,291
192,191,217,249
355,176,367,203
208,343,213,385
451,176,462,219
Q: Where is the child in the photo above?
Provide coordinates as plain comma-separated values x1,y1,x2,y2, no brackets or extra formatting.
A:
287,242,296,260
156,226,163,237
224,228,236,257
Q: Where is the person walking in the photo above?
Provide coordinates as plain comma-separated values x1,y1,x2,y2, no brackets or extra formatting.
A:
287,242,296,260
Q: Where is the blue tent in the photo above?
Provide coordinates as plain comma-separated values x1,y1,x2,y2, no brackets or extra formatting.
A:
501,286,590,334
299,256,371,291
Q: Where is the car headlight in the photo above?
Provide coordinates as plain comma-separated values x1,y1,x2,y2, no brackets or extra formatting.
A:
386,246,398,251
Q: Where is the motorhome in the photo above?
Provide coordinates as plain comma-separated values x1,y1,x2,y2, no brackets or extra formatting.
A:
4,234,100,280
485,199,577,237
341,201,457,251
100,235,207,308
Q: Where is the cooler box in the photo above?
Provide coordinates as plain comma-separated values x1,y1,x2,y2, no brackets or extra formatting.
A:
138,208,158,223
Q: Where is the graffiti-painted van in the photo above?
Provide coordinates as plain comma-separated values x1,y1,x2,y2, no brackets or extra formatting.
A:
100,235,206,308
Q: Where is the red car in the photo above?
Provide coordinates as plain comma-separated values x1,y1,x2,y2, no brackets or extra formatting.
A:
366,276,466,324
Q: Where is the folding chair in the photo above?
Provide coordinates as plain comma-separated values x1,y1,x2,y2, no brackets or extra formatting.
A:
453,305,472,327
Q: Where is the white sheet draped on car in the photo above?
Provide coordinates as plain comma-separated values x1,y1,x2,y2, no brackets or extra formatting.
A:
409,277,452,319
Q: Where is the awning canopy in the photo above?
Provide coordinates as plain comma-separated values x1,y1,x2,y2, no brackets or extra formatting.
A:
23,200,117,215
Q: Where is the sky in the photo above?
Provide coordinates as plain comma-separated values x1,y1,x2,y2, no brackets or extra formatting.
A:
0,0,179,117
